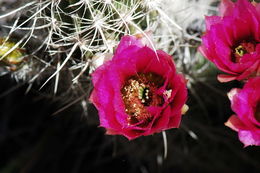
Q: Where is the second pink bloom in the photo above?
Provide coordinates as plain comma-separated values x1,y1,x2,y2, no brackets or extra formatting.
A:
199,0,260,82
226,77,260,146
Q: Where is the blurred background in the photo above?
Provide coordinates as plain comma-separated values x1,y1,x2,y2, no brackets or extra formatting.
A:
0,0,260,173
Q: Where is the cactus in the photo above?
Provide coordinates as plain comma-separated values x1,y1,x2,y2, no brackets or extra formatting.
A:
0,0,217,109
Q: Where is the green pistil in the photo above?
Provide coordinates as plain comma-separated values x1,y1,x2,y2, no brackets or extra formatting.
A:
235,45,246,57
138,87,150,104
138,87,144,100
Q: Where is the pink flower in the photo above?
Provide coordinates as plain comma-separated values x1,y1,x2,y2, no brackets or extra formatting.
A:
90,35,188,140
225,77,260,146
199,0,260,82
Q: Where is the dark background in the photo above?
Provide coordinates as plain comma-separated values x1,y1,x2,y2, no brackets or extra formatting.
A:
0,74,259,173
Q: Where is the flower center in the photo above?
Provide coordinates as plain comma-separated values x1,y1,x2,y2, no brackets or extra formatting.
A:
232,41,256,63
121,73,164,125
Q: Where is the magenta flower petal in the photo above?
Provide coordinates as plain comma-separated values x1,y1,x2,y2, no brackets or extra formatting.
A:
114,35,143,56
217,74,237,83
219,0,235,17
90,35,188,140
238,130,260,147
225,114,247,131
200,0,260,82
205,16,222,30
226,77,260,146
